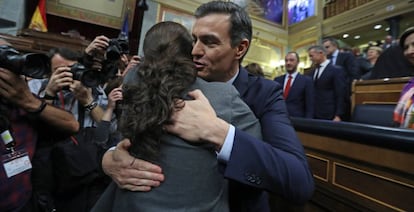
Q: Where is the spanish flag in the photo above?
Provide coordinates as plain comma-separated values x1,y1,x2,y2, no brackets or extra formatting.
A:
29,0,48,32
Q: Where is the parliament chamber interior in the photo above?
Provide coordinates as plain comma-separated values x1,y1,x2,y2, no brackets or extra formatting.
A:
0,0,413,211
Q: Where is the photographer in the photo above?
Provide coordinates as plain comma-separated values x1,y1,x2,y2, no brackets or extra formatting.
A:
28,46,117,212
0,39,78,212
29,33,133,211
83,35,141,78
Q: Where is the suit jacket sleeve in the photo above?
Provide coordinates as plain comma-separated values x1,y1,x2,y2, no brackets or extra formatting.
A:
304,76,315,118
342,53,359,81
334,66,346,117
223,82,314,204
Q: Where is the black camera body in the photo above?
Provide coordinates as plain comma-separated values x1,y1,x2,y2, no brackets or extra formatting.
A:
68,63,102,88
0,45,50,78
106,38,129,61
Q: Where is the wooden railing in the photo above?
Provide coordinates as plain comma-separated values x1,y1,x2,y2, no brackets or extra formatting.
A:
0,29,90,53
292,118,414,212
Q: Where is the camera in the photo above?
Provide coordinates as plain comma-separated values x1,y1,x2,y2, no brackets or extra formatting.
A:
68,63,102,88
106,38,129,61
0,45,50,78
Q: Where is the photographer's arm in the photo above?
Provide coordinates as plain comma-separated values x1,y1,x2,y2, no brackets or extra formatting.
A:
0,68,79,133
102,86,122,121
71,81,105,122
85,35,110,55
24,96,79,133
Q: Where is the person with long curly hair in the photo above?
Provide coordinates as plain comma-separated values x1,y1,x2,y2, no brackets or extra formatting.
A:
92,21,261,211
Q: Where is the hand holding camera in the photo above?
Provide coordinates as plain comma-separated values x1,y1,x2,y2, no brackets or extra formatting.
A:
70,80,93,106
107,86,123,110
123,55,142,77
85,35,110,56
45,66,74,95
0,67,40,109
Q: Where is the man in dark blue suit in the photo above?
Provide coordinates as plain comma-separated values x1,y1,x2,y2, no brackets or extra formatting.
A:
101,1,314,211
323,38,358,121
275,52,314,118
308,45,346,121
323,38,358,83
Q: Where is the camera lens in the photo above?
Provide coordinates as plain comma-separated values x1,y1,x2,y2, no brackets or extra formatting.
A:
22,53,50,78
0,46,50,78
106,45,121,61
81,70,102,88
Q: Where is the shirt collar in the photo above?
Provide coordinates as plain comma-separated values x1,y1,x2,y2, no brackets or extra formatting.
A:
286,71,299,79
227,68,239,84
332,49,339,57
320,59,330,68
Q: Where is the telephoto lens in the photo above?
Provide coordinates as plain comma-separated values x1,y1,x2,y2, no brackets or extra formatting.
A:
0,45,50,78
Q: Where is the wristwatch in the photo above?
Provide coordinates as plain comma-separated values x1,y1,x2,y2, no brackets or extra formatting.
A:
84,101,98,112
43,93,57,100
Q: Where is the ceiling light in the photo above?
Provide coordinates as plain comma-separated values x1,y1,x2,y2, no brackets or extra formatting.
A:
374,24,382,30
385,27,390,31
354,35,361,39
343,33,349,38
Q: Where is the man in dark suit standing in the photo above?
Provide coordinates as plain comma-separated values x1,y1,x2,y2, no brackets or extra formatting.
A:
101,1,314,211
308,45,346,121
323,37,358,121
275,52,314,118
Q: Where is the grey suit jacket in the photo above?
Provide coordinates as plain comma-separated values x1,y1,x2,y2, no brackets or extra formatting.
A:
92,77,262,212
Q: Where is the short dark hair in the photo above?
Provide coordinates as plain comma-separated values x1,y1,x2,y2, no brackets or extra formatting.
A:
244,63,264,77
322,37,339,48
308,45,327,55
195,1,252,61
48,47,81,61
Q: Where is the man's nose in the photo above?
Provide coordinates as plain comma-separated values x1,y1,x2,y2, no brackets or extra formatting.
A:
192,41,203,56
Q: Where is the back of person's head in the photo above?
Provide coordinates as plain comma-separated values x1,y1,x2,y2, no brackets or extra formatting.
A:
120,21,196,161
244,63,264,77
142,21,193,63
352,47,361,56
195,1,252,60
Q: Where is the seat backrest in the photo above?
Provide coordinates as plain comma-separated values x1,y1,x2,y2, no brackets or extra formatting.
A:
351,104,396,127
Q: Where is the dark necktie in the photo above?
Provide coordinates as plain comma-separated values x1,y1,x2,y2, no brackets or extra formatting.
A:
283,75,292,99
314,65,321,84
329,55,336,64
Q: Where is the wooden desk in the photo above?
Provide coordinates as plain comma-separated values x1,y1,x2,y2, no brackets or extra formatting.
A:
292,118,414,212
351,77,411,113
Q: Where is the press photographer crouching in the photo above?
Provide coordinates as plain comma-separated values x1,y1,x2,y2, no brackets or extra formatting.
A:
27,35,133,212
0,40,78,212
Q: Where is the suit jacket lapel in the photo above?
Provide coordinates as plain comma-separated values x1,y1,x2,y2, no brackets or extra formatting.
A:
319,63,332,80
290,73,300,91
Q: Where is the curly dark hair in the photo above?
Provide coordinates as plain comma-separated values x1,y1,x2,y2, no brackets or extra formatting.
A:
119,21,196,161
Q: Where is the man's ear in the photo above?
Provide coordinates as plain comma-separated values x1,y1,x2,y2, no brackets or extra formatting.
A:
235,39,249,60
